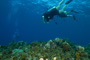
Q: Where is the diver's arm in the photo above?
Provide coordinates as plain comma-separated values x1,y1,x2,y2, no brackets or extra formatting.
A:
42,16,45,23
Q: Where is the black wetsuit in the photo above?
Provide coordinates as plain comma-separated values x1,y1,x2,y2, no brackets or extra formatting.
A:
43,8,67,22
43,8,59,22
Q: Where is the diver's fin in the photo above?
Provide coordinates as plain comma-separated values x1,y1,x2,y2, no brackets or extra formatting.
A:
65,0,72,4
71,10,79,13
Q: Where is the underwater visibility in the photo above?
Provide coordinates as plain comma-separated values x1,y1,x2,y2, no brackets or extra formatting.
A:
0,0,90,60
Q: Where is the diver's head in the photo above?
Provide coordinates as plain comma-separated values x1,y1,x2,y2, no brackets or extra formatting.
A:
42,15,50,24
42,12,51,23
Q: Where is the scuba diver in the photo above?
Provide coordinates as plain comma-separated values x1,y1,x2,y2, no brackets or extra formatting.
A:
42,0,78,24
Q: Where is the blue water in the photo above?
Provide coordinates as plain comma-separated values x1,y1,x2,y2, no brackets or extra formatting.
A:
0,0,90,46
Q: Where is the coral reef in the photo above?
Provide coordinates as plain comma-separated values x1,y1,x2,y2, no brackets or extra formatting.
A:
0,38,90,60
44,40,56,49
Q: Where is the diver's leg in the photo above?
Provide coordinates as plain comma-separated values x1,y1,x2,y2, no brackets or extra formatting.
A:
67,11,72,14
61,5,67,11
67,15,76,20
59,5,67,13
67,10,79,14
59,0,73,13
71,10,79,13
56,0,64,10
65,0,72,4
